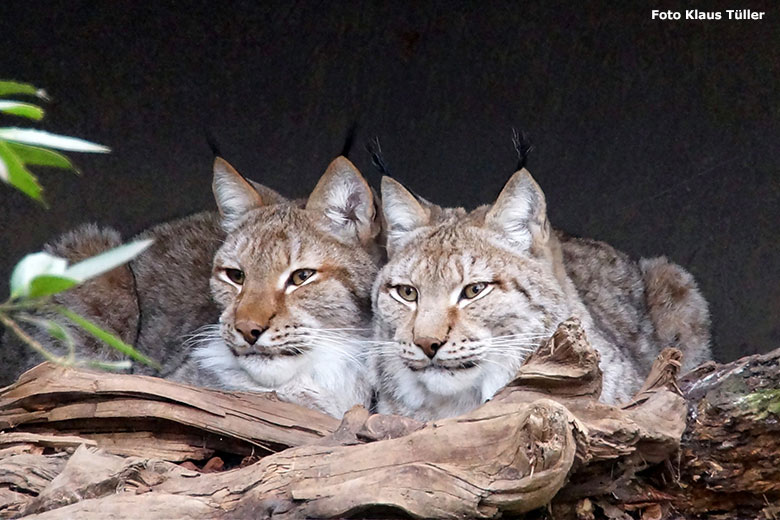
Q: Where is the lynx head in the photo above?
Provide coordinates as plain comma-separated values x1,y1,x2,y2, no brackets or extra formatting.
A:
372,169,571,420
203,156,379,391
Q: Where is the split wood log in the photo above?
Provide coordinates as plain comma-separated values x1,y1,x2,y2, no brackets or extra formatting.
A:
2,319,779,518
0,363,339,462
0,319,692,519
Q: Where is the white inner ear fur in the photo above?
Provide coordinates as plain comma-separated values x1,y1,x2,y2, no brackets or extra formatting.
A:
485,169,546,251
381,176,430,253
307,158,374,244
212,158,265,233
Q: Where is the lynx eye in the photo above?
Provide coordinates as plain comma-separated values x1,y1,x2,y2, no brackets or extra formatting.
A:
461,282,488,300
395,285,418,302
290,269,316,286
225,268,245,285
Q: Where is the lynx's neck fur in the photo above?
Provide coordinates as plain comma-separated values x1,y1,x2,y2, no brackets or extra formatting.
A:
371,169,711,421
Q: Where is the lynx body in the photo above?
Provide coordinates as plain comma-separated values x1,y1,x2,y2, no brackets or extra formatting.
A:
1,157,379,418
371,169,711,421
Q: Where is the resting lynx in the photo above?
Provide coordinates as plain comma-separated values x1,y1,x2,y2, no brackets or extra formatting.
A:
0,156,379,418
371,168,711,420
191,156,379,416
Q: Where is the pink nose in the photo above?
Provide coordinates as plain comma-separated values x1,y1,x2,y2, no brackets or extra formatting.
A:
414,336,444,359
235,320,267,345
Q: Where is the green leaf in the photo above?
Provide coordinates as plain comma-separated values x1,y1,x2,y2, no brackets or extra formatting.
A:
65,239,153,282
9,252,68,299
0,141,45,204
6,142,75,170
16,313,73,344
0,101,45,121
57,306,162,370
28,275,79,299
0,81,49,100
0,128,110,153
84,360,133,371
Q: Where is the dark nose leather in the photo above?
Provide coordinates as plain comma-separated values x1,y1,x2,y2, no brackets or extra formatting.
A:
235,320,267,345
415,336,444,359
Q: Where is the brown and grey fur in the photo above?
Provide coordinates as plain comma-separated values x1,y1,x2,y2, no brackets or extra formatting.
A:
0,213,225,387
1,157,379,418
371,169,711,421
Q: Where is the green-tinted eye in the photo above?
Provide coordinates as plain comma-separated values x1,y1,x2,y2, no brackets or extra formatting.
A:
396,285,418,302
290,269,316,286
225,268,245,285
462,282,488,300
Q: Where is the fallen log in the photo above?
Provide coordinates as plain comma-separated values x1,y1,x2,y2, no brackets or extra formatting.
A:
0,319,777,519
0,363,339,462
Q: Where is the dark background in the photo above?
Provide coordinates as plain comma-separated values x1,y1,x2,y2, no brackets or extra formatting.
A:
1,1,778,362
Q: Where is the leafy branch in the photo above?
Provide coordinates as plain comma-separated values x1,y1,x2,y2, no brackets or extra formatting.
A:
0,80,109,206
1,79,159,372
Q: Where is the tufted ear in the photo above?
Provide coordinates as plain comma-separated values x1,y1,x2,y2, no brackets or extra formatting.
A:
212,157,268,232
306,156,378,245
485,168,551,252
380,176,430,255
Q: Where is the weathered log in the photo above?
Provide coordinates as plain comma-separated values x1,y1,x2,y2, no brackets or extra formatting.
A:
547,348,780,520
672,348,780,516
0,319,690,519
0,362,339,462
1,319,778,519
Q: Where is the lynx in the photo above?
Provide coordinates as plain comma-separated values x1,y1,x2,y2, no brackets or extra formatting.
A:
1,156,379,418
371,168,711,421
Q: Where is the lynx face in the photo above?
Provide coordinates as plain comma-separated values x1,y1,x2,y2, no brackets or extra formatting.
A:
372,171,575,420
194,156,379,417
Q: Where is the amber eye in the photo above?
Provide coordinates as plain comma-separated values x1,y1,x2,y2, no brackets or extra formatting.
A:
462,282,488,300
395,285,418,302
290,269,316,286
225,268,245,285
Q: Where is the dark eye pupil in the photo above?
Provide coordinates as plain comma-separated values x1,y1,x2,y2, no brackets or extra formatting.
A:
227,269,244,284
291,269,315,285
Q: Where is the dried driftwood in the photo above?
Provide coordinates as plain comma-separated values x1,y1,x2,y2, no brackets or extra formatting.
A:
0,319,778,519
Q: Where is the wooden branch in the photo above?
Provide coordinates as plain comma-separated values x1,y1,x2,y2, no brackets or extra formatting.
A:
2,319,778,518
0,319,695,519
0,362,339,461
672,348,780,515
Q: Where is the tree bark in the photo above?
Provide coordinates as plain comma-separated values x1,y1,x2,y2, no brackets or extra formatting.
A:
0,319,777,519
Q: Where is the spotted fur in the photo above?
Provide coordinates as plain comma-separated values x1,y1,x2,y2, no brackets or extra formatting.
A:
371,169,711,420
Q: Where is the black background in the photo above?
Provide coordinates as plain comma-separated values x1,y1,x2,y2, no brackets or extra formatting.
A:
1,1,778,362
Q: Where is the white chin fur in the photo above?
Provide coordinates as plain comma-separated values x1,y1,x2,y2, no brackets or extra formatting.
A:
193,336,371,418
192,338,307,389
416,365,482,396
236,353,309,387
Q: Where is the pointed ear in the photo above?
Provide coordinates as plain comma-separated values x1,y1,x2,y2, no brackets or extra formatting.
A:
305,156,378,245
485,169,551,251
212,157,266,232
381,176,430,254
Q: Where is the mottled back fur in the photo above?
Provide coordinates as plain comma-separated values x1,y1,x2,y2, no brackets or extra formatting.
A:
371,169,711,421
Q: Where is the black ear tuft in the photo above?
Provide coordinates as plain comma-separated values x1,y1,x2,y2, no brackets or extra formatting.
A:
340,121,358,158
365,136,391,177
512,127,534,171
205,128,223,158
